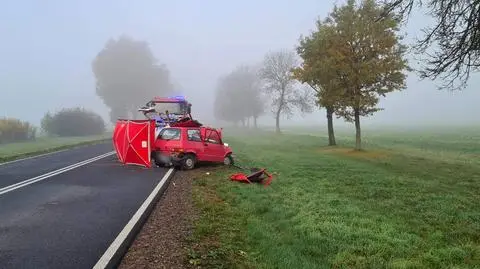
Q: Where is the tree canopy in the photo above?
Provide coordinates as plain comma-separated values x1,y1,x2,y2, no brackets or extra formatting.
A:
295,0,409,150
92,35,174,123
381,0,480,90
294,20,345,145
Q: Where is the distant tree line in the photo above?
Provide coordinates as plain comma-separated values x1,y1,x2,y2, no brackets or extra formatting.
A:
214,65,266,128
215,0,409,150
85,0,478,151
214,51,314,133
3,35,173,144
0,106,105,144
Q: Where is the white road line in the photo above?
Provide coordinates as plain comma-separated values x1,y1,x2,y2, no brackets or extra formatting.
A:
0,151,115,196
93,168,175,269
0,139,110,166
0,151,114,193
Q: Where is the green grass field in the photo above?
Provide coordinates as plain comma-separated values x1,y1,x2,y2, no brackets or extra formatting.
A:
188,127,480,269
0,133,111,162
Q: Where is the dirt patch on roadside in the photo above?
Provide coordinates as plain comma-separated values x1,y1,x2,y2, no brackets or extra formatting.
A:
118,170,198,269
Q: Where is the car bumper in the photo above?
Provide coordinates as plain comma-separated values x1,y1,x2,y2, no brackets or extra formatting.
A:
155,152,185,166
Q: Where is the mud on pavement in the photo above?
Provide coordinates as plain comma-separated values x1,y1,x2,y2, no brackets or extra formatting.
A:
119,170,198,269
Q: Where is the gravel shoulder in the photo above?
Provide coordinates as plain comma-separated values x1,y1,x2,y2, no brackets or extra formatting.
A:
119,170,197,269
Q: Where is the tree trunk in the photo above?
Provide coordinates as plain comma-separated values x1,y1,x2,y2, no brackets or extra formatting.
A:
276,87,286,134
326,107,336,146
275,108,281,134
253,116,258,129
354,108,361,151
247,117,250,128
241,118,246,128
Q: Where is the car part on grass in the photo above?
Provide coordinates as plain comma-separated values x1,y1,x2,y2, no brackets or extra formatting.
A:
230,166,274,187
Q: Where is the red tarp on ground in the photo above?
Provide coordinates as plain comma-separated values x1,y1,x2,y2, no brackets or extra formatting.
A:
112,119,155,168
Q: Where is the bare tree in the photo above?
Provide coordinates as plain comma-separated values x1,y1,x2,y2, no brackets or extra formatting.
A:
259,49,314,134
380,0,480,90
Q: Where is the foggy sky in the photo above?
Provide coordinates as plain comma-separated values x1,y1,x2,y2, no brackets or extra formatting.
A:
1,0,479,128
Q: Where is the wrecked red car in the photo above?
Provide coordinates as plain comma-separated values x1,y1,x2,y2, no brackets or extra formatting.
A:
112,119,234,170
152,126,234,170
113,95,234,170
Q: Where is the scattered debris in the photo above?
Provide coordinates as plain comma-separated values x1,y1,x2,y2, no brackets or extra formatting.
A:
230,167,274,186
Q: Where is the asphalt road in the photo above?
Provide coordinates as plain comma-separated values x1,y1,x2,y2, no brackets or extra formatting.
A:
0,142,114,189
0,142,169,269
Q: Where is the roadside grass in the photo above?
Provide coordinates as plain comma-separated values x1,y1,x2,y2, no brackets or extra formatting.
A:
188,128,480,269
0,133,111,162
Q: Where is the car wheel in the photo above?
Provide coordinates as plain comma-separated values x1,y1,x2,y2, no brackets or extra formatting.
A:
223,154,234,166
182,154,196,170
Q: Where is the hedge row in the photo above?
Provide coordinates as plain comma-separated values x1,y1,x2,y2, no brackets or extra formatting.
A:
1,108,105,145
0,118,37,144
41,107,105,137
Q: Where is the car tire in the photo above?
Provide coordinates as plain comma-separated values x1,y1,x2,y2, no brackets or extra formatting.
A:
223,154,234,166
182,154,196,170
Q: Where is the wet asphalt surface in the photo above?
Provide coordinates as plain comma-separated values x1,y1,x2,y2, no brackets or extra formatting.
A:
0,142,168,269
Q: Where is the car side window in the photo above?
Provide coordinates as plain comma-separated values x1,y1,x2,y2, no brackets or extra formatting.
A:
187,129,202,142
205,130,221,144
159,128,180,140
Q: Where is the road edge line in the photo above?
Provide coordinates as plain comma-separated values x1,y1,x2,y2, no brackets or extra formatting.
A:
0,149,70,166
0,138,111,166
92,167,176,269
0,151,115,196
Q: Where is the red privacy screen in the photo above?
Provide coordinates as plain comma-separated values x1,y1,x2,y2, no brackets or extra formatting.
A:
113,119,155,168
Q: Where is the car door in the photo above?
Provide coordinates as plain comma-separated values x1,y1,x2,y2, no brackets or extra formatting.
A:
202,128,225,162
185,128,206,160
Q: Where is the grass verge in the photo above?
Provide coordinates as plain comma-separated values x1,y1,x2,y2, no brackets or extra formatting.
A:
0,133,111,163
188,129,480,269
187,166,255,269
